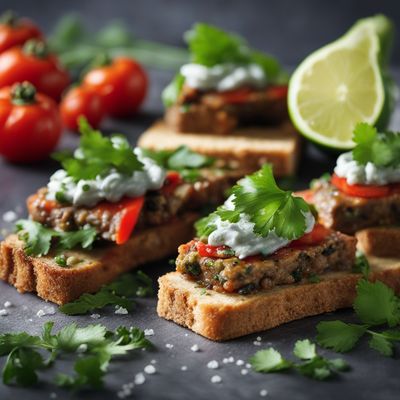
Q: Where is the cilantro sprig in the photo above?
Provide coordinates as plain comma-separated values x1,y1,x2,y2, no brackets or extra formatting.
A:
53,117,143,181
196,164,311,240
352,122,400,168
59,271,153,315
317,277,400,357
0,322,152,389
15,219,97,257
250,339,349,381
141,145,215,182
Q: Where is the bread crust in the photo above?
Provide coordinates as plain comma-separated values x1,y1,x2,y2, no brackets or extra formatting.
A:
138,120,300,177
356,227,400,257
157,256,400,341
0,214,198,305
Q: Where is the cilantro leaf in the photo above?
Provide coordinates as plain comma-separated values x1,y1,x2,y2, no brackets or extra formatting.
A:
295,357,332,380
55,324,107,352
2,347,46,387
0,332,41,355
56,356,105,389
199,165,311,240
251,50,288,83
185,23,249,67
15,219,98,257
53,117,143,181
293,339,317,360
162,72,185,107
368,333,394,357
316,321,367,352
250,348,292,372
354,279,400,327
352,122,400,168
15,220,53,257
352,251,370,278
59,271,153,315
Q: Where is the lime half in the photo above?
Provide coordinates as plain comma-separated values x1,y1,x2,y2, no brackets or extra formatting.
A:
288,16,392,150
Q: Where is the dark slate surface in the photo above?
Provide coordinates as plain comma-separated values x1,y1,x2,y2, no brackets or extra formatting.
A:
0,0,400,396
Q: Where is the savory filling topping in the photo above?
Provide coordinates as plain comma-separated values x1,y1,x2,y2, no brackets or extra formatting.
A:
162,23,287,107
334,123,400,186
195,165,315,259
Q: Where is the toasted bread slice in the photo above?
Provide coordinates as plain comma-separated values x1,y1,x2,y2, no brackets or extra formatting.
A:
138,120,300,177
356,227,400,257
0,213,198,305
157,256,400,341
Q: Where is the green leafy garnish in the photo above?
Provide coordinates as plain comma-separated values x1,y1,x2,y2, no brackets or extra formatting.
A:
317,277,400,357
53,117,143,181
196,164,311,240
162,72,185,107
141,145,214,182
185,23,286,82
352,122,400,168
0,322,152,389
352,250,370,278
59,271,153,315
250,339,349,381
15,219,97,257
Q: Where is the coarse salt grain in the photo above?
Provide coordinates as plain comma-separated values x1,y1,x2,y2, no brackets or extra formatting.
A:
0,309,8,316
165,343,174,349
181,365,188,371
241,369,248,375
207,360,219,369
4,301,12,308
2,210,17,222
151,359,157,364
190,344,200,352
253,341,262,346
246,363,251,368
115,306,128,315
211,375,222,384
144,365,156,374
236,359,244,366
134,373,146,385
260,389,268,397
256,336,262,341
144,329,154,336
227,356,234,363
90,313,101,319
49,393,57,399
36,306,56,317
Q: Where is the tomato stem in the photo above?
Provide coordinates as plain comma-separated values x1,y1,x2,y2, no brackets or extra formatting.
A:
11,82,37,105
0,10,18,26
23,39,48,58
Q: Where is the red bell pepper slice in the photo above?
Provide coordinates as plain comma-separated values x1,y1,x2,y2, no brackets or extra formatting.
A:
196,241,235,258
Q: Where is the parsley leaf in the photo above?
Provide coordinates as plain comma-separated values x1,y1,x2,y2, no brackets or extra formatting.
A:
316,321,368,352
15,219,97,257
53,117,143,181
249,348,292,372
59,271,153,315
354,279,400,327
352,122,400,168
196,165,311,239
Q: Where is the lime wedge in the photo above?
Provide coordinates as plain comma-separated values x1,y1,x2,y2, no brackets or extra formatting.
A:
288,15,394,150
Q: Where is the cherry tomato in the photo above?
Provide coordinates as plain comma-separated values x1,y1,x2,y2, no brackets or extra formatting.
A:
83,57,148,117
196,241,235,258
0,82,62,163
60,86,105,131
94,196,145,245
0,40,70,101
0,11,42,53
331,173,394,199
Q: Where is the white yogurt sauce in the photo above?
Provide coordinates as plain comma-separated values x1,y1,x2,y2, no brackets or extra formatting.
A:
334,152,400,186
180,63,266,91
207,196,315,259
47,148,166,207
